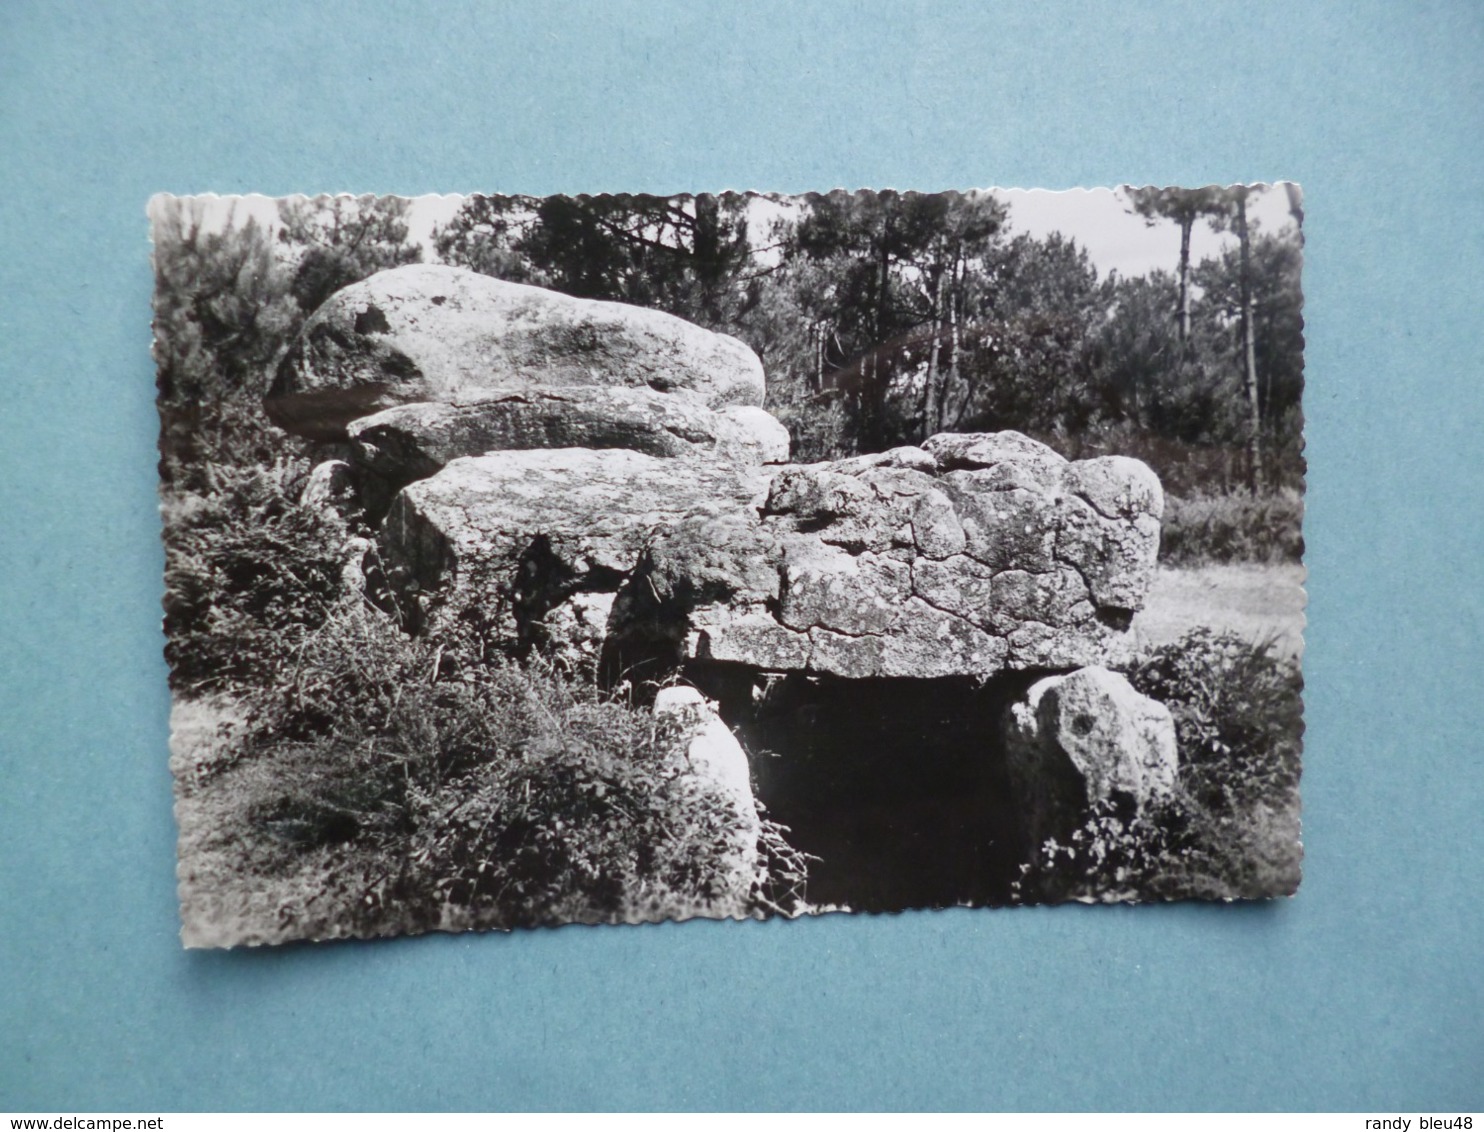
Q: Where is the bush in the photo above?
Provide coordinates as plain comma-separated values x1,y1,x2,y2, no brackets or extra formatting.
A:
161,453,350,693
177,597,810,940
1126,628,1304,814
1160,489,1304,566
411,706,760,927
1014,629,1303,902
773,395,853,463
1013,790,1302,903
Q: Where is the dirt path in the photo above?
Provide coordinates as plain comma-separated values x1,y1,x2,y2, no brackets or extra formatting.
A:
1129,562,1307,658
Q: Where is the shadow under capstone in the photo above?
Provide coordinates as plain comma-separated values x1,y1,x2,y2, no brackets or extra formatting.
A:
685,663,1042,913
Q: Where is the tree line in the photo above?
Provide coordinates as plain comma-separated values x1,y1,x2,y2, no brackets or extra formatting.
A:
153,187,1304,497
434,186,1303,493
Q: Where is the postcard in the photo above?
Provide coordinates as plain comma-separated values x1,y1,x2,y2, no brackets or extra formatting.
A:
155,187,1304,945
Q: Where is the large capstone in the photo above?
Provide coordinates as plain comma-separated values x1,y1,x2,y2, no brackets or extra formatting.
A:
377,431,1162,682
671,432,1164,678
379,448,769,641
266,264,767,438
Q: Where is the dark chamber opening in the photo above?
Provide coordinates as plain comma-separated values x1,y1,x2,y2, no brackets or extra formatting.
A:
686,665,1034,913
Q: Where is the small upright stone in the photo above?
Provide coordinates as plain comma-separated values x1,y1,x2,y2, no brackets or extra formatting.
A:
653,686,764,919
299,459,358,517
1003,665,1178,855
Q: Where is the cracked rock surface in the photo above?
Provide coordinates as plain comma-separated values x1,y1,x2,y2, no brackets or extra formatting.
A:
266,263,767,439
379,431,1163,680
677,433,1163,678
380,448,769,640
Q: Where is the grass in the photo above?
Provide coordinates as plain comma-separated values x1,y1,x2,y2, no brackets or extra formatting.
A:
1129,562,1306,660
161,453,349,693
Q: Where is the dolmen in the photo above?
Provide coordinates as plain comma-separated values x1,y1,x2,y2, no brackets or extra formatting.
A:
268,263,1179,902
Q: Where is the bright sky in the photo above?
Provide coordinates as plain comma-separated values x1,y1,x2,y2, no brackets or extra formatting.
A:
1000,185,1299,278
161,185,1300,283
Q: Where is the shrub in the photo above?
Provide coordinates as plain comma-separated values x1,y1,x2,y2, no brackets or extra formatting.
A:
1160,489,1304,566
410,706,761,926
1012,797,1182,903
1014,629,1303,902
161,453,350,693
180,598,811,940
773,396,853,463
158,396,306,492
1125,628,1304,815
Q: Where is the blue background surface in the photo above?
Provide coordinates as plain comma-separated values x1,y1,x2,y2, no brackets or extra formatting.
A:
1,0,1480,1112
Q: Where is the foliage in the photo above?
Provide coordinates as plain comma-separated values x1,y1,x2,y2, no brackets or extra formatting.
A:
1123,186,1235,234
1160,489,1305,565
177,598,810,939
1093,271,1234,444
431,194,540,283
410,704,759,926
277,194,423,312
773,397,854,463
160,451,350,693
780,189,1008,450
155,194,439,689
436,192,755,328
1190,232,1307,490
943,233,1107,441
151,197,299,409
1013,789,1301,903
1127,629,1304,814
1015,629,1303,902
1122,185,1234,351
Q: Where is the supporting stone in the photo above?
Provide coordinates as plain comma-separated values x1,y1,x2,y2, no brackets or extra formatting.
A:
1003,665,1178,856
378,448,768,642
653,686,763,919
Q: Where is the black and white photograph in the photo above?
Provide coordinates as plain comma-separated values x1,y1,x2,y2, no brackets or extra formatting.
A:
154,186,1305,947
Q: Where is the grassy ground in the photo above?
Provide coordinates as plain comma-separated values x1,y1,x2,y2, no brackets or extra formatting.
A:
1130,563,1307,658
1159,489,1304,567
174,740,386,948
